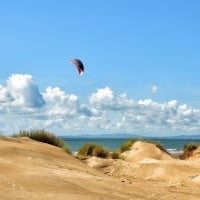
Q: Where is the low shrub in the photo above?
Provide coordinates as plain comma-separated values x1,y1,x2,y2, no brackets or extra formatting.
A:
78,143,109,158
13,129,71,154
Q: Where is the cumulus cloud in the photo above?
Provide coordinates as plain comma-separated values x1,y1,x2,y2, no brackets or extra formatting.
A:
89,87,115,108
6,74,45,108
87,87,200,134
0,85,13,103
1,74,200,136
89,87,136,110
43,86,79,117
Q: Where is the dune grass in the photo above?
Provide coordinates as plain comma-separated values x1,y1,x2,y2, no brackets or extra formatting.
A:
78,143,109,158
13,129,71,154
119,138,135,153
77,139,199,160
110,151,121,159
179,143,199,159
147,140,170,154
77,137,171,160
119,138,170,154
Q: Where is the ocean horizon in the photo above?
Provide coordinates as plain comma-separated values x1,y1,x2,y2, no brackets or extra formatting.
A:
61,136,200,154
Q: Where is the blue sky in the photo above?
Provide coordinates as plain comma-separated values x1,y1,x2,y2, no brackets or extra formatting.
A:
0,0,200,136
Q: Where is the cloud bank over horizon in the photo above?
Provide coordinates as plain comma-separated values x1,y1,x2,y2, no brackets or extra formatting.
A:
0,74,200,136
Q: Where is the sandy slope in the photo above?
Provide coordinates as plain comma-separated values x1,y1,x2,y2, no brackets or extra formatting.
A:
188,146,200,160
87,141,200,182
0,136,200,200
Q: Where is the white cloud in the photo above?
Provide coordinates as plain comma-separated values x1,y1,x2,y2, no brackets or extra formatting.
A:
89,87,136,110
1,74,200,136
43,86,79,117
89,87,115,108
6,74,45,108
0,85,12,103
151,85,159,93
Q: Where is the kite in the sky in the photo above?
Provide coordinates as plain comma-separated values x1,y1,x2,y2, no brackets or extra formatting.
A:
70,59,84,75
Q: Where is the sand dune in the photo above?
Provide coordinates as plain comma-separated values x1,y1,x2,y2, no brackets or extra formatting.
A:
1,136,200,200
86,141,200,183
122,141,173,162
188,146,200,160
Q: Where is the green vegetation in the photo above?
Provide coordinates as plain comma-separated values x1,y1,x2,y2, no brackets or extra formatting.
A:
77,143,122,159
13,129,71,154
78,143,109,158
179,143,198,159
119,138,135,153
110,151,121,159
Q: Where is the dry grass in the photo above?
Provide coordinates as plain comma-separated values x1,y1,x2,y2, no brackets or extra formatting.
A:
147,140,170,155
119,138,135,153
13,129,71,154
110,151,121,159
179,143,198,159
78,143,109,158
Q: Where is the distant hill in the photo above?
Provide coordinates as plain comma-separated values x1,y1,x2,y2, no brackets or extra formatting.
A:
166,135,200,139
60,133,141,139
60,133,200,139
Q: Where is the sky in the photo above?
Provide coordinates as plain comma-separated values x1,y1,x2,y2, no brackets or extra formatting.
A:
0,0,200,136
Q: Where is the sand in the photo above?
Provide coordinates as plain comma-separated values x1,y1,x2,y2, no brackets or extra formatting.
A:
0,136,200,200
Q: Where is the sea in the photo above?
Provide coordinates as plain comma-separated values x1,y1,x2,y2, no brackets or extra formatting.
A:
61,137,200,155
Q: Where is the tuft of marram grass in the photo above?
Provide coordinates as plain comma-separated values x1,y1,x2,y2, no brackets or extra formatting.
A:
147,140,170,154
13,129,71,154
110,151,121,159
119,138,135,153
78,143,109,158
179,143,198,159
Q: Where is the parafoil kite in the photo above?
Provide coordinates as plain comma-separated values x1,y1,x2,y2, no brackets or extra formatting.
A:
70,59,84,75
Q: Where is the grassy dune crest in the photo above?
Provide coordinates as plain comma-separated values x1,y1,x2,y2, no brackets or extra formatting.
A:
13,129,71,154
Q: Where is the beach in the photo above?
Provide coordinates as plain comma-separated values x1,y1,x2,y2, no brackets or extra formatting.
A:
0,136,200,200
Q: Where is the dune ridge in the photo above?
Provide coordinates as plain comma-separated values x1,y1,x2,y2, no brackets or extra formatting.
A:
1,136,200,200
86,140,200,183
